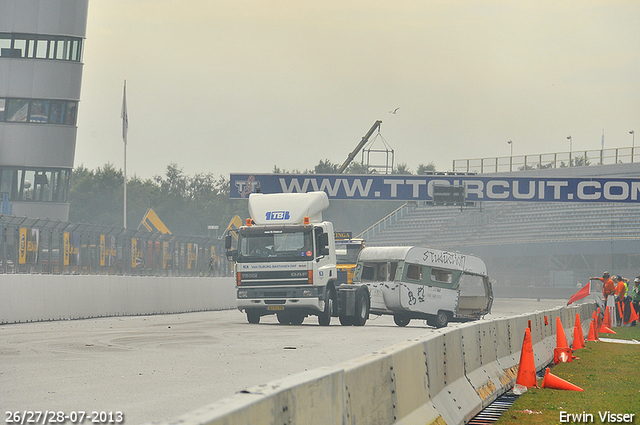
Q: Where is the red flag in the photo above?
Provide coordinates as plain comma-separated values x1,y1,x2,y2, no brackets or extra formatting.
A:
567,282,591,305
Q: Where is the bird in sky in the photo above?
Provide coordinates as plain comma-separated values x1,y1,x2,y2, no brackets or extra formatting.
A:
390,108,399,114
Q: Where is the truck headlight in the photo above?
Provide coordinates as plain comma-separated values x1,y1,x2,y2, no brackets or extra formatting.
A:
302,289,313,297
238,290,248,298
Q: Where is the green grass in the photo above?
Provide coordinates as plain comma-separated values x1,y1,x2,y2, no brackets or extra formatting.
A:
606,325,640,341
496,325,640,424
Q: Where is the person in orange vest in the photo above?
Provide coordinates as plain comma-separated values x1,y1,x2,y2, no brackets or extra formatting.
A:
590,271,616,307
613,276,629,325
614,275,628,300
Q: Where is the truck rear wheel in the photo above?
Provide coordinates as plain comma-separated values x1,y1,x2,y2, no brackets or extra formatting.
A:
352,287,369,326
246,310,260,324
393,314,411,327
339,315,354,326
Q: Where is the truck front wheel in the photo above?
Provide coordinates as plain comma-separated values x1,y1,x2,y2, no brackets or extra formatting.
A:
246,310,261,324
289,313,305,325
318,288,334,326
276,312,290,324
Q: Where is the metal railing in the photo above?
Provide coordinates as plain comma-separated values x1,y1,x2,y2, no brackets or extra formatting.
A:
356,202,414,242
453,147,638,174
0,214,232,277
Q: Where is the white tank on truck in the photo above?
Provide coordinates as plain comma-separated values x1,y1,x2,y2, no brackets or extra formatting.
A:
225,191,339,325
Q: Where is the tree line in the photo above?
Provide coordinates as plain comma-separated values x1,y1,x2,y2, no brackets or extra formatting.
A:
69,160,437,236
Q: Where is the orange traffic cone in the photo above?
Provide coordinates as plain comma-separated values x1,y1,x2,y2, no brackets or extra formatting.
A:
602,306,612,328
541,367,583,392
515,327,537,388
554,347,573,364
587,319,598,342
599,325,616,334
600,306,616,333
556,317,569,348
572,313,585,350
545,316,549,326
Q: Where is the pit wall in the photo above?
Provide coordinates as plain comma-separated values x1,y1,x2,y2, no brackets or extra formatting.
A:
0,275,236,324
160,302,596,425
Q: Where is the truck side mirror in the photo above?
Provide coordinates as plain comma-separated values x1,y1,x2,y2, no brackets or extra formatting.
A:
226,249,238,262
318,232,329,257
225,235,238,261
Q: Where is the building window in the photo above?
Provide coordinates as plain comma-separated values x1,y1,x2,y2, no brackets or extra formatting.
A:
0,167,71,203
63,102,77,125
6,99,29,122
0,33,82,62
0,98,78,126
30,100,49,123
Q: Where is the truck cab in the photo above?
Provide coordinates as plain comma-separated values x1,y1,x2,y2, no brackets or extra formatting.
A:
334,234,365,285
226,192,338,325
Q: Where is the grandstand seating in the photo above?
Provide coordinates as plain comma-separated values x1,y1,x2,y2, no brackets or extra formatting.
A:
363,161,640,251
365,201,640,249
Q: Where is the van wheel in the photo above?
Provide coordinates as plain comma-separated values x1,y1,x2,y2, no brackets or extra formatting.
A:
434,310,449,328
318,288,334,326
352,287,369,326
246,310,260,324
393,314,411,327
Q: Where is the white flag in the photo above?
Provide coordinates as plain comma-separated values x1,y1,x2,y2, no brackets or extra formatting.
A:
121,80,128,145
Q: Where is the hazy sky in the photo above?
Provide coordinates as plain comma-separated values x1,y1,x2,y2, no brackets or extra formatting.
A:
75,1,640,180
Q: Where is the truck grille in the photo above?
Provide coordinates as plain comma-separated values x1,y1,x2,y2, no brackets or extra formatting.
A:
239,270,309,286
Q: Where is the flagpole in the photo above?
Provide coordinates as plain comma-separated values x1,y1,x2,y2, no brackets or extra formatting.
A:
124,135,127,229
122,80,128,229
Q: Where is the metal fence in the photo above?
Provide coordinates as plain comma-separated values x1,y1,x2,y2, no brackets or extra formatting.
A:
453,146,638,174
0,214,233,277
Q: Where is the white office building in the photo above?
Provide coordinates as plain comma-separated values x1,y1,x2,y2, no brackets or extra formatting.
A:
0,0,89,221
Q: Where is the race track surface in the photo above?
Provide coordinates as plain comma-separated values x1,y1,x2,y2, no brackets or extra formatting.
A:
0,298,569,424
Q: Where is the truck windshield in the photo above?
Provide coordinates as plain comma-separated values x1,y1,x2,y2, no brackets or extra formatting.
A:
238,228,314,262
335,241,362,265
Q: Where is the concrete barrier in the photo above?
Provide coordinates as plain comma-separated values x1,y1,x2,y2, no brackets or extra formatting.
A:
0,275,236,324
157,301,597,425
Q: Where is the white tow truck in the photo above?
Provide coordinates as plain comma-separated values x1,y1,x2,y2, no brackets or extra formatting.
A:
225,191,340,325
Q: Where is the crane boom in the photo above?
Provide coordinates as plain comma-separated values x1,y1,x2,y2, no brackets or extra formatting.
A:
336,120,382,174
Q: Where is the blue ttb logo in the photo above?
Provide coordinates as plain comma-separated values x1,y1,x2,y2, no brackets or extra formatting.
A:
265,211,290,221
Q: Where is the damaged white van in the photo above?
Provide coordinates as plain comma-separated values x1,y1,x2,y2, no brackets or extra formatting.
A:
351,246,493,328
